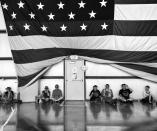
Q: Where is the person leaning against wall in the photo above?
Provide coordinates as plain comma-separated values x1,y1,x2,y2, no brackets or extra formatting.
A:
101,84,117,106
118,84,133,104
3,87,15,104
51,84,64,104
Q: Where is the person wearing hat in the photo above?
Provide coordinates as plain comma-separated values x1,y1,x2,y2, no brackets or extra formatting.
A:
89,85,101,102
52,84,64,104
41,86,51,103
3,87,15,104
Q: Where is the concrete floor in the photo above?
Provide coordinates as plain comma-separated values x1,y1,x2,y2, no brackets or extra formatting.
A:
0,101,157,131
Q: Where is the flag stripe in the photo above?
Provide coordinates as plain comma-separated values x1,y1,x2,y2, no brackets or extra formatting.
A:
12,48,157,64
112,64,157,83
114,20,157,36
16,59,157,77
115,4,157,20
9,36,157,51
15,57,65,76
18,61,157,87
18,67,47,87
117,63,157,75
115,0,157,4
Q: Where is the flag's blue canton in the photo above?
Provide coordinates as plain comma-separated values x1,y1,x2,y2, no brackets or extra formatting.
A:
1,0,114,36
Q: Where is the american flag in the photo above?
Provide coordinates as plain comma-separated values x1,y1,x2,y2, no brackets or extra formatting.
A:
1,0,157,87
2,0,114,36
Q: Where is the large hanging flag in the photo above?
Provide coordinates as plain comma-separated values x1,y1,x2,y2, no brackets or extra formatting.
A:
1,0,157,87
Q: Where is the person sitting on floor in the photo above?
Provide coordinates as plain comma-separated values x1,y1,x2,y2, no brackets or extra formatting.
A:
3,87,15,104
101,84,116,105
52,84,64,104
119,84,133,103
89,85,101,102
41,86,51,103
141,85,153,104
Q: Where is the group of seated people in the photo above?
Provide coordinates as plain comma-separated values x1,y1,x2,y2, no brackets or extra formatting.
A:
38,84,64,104
89,84,155,105
0,87,15,104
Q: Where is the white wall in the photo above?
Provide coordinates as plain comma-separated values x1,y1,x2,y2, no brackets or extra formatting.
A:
0,34,12,57
0,5,6,30
0,5,17,95
0,61,17,76
86,79,157,100
44,62,64,76
86,62,131,76
19,82,39,102
39,62,64,96
40,79,64,96
85,62,157,100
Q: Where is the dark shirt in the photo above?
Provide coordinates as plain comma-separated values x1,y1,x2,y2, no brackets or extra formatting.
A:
4,91,14,100
90,89,101,98
42,90,50,98
119,89,132,99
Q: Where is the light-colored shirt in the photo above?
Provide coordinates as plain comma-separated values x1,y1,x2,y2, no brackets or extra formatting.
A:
52,89,62,100
101,89,113,98
143,90,151,98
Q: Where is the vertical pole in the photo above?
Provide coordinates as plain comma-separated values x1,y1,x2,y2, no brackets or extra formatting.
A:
84,60,86,101
63,59,66,102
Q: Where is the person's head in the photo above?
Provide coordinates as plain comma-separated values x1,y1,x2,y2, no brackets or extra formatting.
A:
145,85,150,91
55,84,59,89
93,85,98,91
121,84,126,90
105,84,110,89
6,87,11,91
45,86,49,90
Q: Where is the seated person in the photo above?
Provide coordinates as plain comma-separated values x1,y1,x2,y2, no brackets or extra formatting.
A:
41,86,51,103
52,84,64,104
3,87,15,103
141,86,153,104
89,85,101,102
101,84,116,105
119,84,133,103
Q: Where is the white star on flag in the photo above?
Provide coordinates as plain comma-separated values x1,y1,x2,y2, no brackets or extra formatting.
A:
60,24,67,31
48,13,55,20
11,12,17,19
89,10,96,18
101,22,108,30
37,2,44,10
68,12,75,20
99,0,107,7
57,2,65,9
29,12,35,19
9,25,13,30
17,1,25,8
2,3,8,10
78,1,86,8
41,25,48,31
24,23,30,30
80,23,87,31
